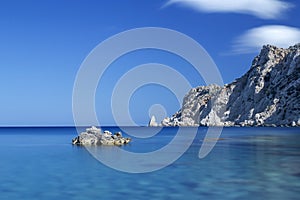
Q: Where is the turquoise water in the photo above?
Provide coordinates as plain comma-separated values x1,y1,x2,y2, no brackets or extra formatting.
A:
0,127,299,200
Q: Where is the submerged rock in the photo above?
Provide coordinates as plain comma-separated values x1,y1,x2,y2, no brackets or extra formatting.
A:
72,126,131,146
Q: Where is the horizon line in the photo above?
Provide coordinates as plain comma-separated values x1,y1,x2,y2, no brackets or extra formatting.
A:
0,125,148,128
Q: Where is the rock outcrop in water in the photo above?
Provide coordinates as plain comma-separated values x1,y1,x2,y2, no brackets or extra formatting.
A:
148,115,159,127
72,126,131,146
162,44,300,127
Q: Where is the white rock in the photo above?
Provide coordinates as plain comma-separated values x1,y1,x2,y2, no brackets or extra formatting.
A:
72,126,131,146
162,44,300,127
148,115,158,127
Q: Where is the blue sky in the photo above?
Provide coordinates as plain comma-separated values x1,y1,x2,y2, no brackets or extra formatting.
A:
0,0,299,126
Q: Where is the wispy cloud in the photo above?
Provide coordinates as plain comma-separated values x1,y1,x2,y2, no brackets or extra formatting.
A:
164,0,293,19
232,25,300,54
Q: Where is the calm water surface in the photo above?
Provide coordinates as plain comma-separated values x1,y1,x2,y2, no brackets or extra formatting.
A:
0,127,299,200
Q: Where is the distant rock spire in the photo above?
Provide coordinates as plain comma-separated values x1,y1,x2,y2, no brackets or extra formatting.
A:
148,115,158,127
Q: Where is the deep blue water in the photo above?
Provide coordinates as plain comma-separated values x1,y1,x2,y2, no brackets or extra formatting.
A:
0,127,299,200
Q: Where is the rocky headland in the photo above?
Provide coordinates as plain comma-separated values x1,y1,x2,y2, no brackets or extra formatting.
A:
160,44,300,127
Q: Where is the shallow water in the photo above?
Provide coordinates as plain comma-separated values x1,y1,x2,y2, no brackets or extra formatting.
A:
0,127,299,199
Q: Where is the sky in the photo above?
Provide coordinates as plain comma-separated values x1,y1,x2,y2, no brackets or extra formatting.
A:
0,0,299,126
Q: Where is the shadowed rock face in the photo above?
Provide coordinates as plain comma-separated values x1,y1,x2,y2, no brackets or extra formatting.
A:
162,44,300,127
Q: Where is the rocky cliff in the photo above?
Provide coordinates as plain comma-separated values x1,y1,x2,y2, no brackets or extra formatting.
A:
162,44,300,127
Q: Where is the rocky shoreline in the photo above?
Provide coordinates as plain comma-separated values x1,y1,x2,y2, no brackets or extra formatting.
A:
157,44,300,127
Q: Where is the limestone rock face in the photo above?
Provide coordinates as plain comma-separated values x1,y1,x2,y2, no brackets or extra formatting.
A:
162,44,300,127
72,126,131,146
148,115,159,127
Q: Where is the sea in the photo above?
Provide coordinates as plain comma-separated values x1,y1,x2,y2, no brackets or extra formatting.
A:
0,127,299,200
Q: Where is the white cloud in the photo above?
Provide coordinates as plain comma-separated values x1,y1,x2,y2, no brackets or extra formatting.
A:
232,25,300,54
164,0,292,19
